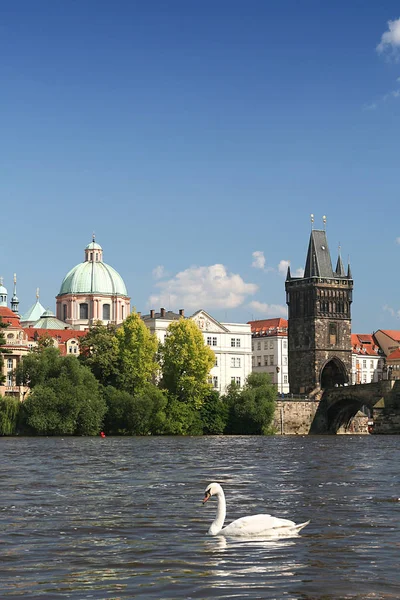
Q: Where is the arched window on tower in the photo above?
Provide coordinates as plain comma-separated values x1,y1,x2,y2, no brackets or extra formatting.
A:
103,304,110,320
80,303,88,320
63,304,67,321
329,323,337,346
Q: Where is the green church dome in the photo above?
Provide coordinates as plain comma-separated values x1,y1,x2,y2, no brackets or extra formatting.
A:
58,238,128,297
59,262,127,296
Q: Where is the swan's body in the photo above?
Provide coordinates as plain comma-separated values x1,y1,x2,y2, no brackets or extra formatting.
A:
202,482,309,537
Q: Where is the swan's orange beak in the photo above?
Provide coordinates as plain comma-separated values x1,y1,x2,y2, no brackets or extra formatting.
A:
202,492,211,504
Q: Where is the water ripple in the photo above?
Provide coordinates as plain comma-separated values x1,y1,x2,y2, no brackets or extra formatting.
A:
0,435,399,598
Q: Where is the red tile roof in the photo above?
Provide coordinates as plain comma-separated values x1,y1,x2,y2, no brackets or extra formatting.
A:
24,328,87,343
23,328,88,356
378,330,400,342
248,318,288,336
352,333,380,356
387,348,400,360
0,307,22,328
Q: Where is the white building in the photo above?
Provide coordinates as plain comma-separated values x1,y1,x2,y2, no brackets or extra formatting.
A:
141,308,252,394
351,334,383,384
248,318,289,395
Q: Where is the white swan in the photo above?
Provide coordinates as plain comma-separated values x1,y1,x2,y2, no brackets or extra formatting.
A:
202,482,310,537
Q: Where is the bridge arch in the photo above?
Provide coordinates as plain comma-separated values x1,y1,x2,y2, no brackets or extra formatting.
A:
310,381,394,434
320,356,349,389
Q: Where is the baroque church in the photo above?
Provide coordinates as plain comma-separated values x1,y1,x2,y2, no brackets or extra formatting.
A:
56,236,131,330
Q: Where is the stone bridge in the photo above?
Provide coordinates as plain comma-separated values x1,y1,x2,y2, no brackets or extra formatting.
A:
309,380,397,434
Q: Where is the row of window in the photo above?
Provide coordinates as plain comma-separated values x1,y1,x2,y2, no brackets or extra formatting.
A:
212,356,242,367
206,337,242,347
253,355,283,367
62,303,117,321
209,376,242,389
252,340,288,351
354,359,382,369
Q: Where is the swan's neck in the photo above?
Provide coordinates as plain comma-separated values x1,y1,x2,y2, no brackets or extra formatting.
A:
208,489,226,535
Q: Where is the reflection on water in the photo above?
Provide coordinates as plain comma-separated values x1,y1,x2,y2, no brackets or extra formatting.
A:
0,435,399,599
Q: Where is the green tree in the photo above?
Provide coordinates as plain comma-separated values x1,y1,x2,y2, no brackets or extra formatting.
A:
0,396,20,435
17,348,106,435
0,317,11,386
103,384,167,435
224,372,276,435
163,395,203,435
115,311,159,394
79,321,119,387
159,319,215,409
16,346,62,388
200,390,228,434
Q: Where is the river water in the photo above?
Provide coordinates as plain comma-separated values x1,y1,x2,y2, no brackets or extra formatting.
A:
0,435,399,599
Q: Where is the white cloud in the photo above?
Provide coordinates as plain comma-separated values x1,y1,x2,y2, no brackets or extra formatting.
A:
363,102,377,111
383,88,400,101
277,260,304,278
364,76,400,110
278,260,289,276
148,264,258,311
152,265,165,280
396,237,400,245
377,18,400,56
383,304,400,318
248,300,287,317
294,267,304,277
252,250,266,270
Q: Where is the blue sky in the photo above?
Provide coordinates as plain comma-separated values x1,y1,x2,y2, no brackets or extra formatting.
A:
1,1,400,334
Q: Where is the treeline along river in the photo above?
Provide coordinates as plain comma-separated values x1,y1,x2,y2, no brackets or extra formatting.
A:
0,435,399,599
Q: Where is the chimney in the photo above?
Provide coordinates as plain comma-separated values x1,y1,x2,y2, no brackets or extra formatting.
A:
179,309,184,317
160,307,166,317
150,309,155,318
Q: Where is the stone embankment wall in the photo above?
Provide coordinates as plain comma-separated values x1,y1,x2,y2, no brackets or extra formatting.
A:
373,408,400,434
371,381,400,434
273,400,318,435
273,400,369,435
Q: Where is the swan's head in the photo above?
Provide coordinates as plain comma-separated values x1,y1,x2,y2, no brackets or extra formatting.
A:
203,482,223,504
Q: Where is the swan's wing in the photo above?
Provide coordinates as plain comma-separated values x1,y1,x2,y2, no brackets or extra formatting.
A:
222,514,297,537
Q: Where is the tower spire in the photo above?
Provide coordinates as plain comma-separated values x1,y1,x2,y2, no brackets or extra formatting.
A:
335,243,346,277
11,273,19,314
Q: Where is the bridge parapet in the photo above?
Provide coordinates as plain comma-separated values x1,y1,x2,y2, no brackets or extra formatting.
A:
323,381,394,411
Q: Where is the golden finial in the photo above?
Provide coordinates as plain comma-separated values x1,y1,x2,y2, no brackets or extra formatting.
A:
14,273,17,284
36,287,39,299
310,214,314,229
322,215,327,230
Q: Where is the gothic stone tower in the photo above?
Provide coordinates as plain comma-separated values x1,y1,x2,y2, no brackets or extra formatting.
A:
285,223,353,395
